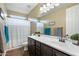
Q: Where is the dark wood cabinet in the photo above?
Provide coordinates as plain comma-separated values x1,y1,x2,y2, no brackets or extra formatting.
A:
41,44,53,56
36,41,41,56
28,37,70,56
28,37,36,56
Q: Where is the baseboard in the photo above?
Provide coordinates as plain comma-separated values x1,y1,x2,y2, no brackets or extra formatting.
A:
6,45,23,51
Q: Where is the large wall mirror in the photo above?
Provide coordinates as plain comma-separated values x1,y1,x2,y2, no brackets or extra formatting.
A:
66,4,79,36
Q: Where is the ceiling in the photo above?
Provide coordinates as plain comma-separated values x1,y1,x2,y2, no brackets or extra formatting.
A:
5,3,76,18
5,3,38,15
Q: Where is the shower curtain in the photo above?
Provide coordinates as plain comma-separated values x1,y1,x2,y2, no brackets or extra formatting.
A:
3,18,30,50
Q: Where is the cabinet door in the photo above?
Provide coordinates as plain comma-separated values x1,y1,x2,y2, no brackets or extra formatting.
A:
28,37,36,56
53,49,70,56
36,41,41,56
41,44,53,56
28,37,31,51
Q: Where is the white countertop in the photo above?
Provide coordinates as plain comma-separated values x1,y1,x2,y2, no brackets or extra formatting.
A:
29,35,79,56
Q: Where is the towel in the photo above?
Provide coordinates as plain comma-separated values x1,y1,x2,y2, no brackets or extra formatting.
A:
4,24,9,48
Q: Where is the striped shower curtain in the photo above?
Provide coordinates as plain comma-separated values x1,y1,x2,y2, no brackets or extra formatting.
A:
3,18,30,50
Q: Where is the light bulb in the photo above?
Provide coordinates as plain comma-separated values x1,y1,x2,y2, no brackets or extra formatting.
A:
46,3,51,7
43,5,46,9
50,5,54,9
46,7,50,11
54,3,60,7
43,10,47,13
40,7,43,11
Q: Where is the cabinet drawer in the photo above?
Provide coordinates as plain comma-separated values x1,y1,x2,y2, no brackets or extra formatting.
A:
41,44,53,56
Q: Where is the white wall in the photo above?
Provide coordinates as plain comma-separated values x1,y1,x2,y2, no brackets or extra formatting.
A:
66,4,79,35
0,3,7,20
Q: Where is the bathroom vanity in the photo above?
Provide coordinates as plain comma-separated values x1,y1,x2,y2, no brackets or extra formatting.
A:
28,35,79,56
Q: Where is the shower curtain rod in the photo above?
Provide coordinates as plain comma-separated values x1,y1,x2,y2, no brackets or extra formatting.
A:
7,16,27,20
